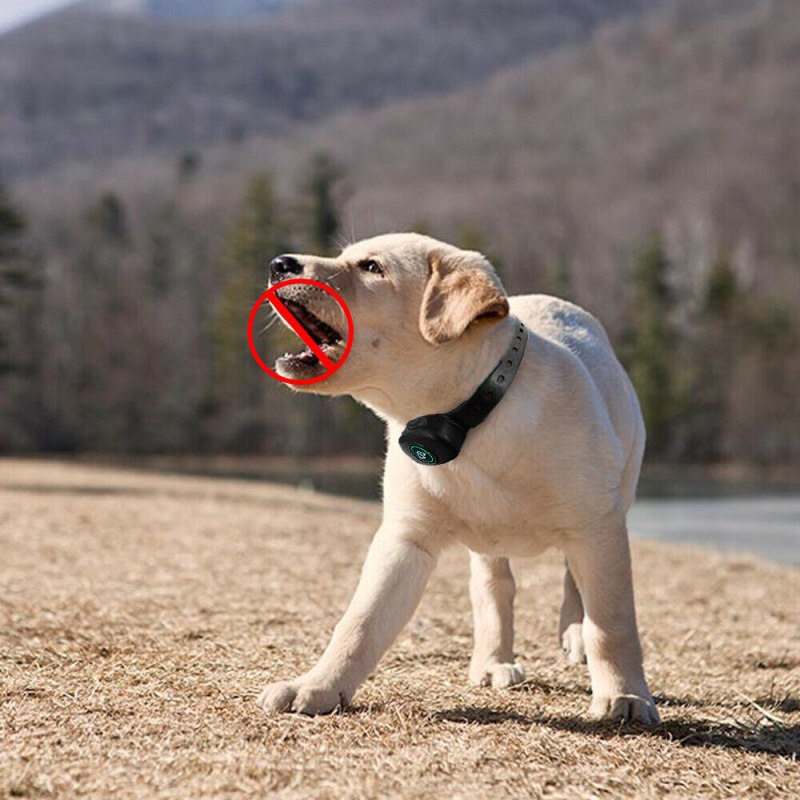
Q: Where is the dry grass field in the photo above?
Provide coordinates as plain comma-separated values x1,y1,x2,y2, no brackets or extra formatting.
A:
1,459,798,799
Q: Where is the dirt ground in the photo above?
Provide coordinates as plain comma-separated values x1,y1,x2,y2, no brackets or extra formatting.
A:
1,459,798,799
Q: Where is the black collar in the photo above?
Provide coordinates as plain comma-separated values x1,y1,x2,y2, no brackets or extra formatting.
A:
449,318,528,429
398,319,528,466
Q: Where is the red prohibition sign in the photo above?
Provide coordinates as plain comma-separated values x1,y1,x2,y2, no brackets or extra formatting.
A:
247,278,354,386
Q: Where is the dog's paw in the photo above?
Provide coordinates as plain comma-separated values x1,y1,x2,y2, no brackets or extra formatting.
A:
469,661,526,689
561,622,586,665
256,678,350,716
589,693,660,725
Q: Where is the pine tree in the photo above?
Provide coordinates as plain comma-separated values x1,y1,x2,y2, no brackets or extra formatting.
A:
704,246,738,317
0,180,29,376
301,152,344,255
0,183,25,261
686,246,741,460
86,192,128,245
0,178,44,449
66,191,138,450
624,237,678,458
211,174,293,450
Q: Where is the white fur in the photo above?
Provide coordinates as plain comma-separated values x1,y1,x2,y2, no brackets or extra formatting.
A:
258,234,659,724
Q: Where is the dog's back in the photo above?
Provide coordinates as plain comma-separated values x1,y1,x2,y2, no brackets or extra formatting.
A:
511,294,646,509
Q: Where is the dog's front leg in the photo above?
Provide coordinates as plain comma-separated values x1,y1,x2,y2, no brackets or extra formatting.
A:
258,525,439,715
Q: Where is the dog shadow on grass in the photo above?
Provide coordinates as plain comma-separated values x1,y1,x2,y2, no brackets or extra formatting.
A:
433,681,800,758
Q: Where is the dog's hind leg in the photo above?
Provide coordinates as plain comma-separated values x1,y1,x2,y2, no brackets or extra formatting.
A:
564,521,660,724
559,561,587,664
468,553,525,688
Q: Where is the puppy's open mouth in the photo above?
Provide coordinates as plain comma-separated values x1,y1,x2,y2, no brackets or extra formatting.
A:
275,297,344,375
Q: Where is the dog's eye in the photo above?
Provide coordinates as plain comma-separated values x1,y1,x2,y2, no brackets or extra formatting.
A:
359,259,384,276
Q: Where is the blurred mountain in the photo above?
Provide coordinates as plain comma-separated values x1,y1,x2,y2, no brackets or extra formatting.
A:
0,0,679,176
24,0,796,335
315,3,799,247
6,0,800,461
309,0,799,312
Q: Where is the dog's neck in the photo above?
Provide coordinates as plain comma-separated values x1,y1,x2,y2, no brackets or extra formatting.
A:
352,314,520,425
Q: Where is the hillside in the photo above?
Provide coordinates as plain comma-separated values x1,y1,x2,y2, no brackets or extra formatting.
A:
6,0,799,463
307,0,800,299
0,0,677,176
24,0,796,319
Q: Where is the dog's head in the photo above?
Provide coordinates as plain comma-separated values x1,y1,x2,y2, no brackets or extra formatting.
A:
267,233,509,406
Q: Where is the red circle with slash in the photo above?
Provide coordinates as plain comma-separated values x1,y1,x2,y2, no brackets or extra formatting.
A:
247,278,354,385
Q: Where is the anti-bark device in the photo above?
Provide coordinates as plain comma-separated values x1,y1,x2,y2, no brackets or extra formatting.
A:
399,320,527,465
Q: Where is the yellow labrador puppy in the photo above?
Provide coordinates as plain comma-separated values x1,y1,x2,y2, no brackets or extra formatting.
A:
258,233,659,724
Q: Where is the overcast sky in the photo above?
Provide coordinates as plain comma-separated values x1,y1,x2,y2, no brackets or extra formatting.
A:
0,0,76,33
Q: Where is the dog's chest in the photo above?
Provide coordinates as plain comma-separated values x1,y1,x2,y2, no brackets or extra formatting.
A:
420,467,566,557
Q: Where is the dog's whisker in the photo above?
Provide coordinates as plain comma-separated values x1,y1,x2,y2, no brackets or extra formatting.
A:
259,315,281,335
257,304,283,336
322,267,348,287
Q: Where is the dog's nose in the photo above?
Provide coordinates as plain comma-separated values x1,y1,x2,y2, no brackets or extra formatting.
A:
269,255,303,282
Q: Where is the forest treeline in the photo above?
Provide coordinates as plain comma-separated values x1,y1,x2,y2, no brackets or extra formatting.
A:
0,152,797,464
0,154,381,457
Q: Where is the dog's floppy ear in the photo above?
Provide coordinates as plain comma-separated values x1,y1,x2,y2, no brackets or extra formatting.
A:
419,249,509,344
